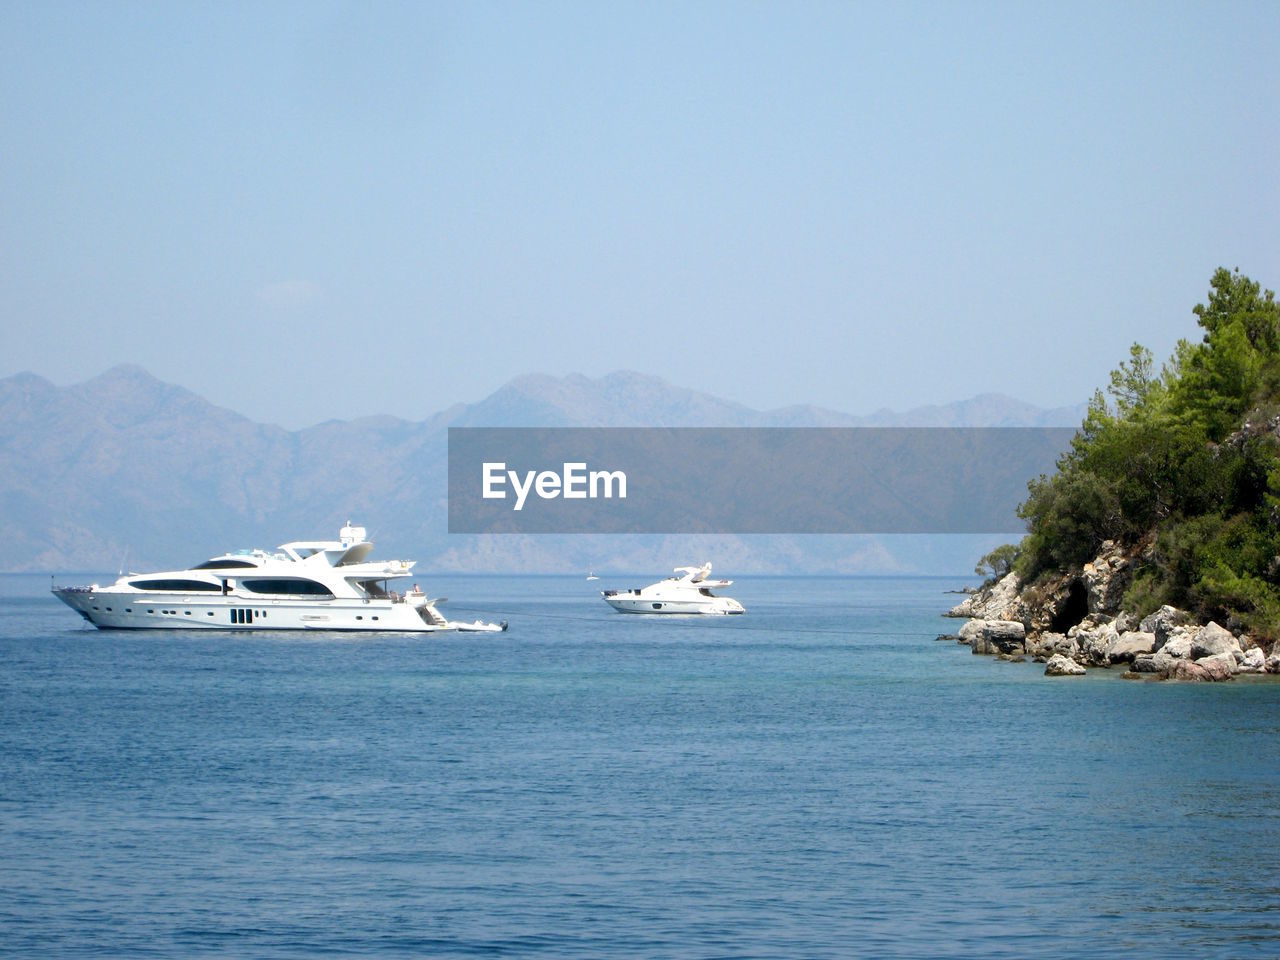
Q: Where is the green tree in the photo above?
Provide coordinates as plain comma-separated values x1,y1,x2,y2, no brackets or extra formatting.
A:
1011,267,1280,637
975,543,1019,582
1107,343,1161,416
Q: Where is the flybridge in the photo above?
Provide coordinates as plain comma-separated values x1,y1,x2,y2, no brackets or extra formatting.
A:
481,461,628,511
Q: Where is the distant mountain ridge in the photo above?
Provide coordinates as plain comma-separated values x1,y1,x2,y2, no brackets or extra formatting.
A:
447,370,1085,429
0,366,1085,572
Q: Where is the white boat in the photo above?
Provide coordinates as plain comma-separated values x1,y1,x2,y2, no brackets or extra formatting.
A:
602,563,745,615
52,522,507,633
586,571,599,581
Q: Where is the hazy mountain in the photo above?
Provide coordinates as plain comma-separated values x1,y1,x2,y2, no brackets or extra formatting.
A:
445,371,1085,429
0,366,1085,573
448,372,763,427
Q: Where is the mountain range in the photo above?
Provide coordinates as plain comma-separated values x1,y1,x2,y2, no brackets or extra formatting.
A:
0,365,1085,574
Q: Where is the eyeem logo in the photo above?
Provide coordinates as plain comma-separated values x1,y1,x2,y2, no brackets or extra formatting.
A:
482,462,628,511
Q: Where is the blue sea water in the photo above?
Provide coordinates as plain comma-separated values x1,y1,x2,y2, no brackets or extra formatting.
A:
2,573,1278,958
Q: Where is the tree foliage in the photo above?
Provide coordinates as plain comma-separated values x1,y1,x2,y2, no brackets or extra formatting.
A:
1013,268,1280,637
975,543,1020,582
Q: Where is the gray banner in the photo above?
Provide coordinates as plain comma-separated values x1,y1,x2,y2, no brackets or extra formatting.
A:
447,427,1074,534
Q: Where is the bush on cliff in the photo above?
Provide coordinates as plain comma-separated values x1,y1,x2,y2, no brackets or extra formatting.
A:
1013,268,1280,638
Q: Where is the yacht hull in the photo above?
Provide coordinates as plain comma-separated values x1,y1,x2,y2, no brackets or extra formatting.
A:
603,595,744,615
54,589,491,633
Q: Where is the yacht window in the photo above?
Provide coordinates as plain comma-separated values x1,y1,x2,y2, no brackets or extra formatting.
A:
240,578,334,598
129,578,222,592
194,559,258,570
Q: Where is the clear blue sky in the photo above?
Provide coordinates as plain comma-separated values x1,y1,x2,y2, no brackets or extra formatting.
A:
2,1,1276,428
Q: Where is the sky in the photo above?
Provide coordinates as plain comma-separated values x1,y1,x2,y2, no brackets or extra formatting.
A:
2,1,1277,429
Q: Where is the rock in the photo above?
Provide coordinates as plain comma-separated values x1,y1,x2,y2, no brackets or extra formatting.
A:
935,634,961,643
959,618,1025,655
1067,615,1106,638
1077,622,1120,666
980,620,1026,654
1159,656,1235,682
1141,605,1189,648
947,572,1024,620
1025,631,1069,659
1166,660,1213,682
1024,633,1050,658
1082,542,1131,614
1190,622,1242,660
1239,647,1266,673
958,619,988,652
1158,626,1196,659
1266,646,1280,674
1049,634,1080,659
1106,631,1155,665
1132,650,1181,674
1196,651,1239,678
1113,611,1139,633
1045,654,1086,676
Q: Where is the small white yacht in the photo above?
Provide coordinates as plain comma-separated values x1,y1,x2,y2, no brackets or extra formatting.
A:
602,563,745,615
53,522,507,633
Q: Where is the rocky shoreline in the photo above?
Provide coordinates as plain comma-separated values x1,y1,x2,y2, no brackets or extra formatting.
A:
941,540,1280,681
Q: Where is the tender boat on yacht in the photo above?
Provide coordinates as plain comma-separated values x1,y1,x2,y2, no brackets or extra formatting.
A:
53,522,507,633
602,563,745,615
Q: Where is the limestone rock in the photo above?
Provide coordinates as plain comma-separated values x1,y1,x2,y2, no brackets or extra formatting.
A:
958,619,985,648
1077,622,1120,666
1196,651,1239,678
959,618,1025,656
1026,632,1081,662
1106,631,1155,665
980,620,1026,654
1113,611,1139,632
1026,631,1061,659
1049,634,1080,659
1081,541,1131,614
1190,622,1242,660
1045,654,1086,676
1166,660,1213,682
947,573,1024,621
1141,605,1189,648
961,619,995,656
1158,626,1195,659
1131,650,1181,674
1239,647,1266,673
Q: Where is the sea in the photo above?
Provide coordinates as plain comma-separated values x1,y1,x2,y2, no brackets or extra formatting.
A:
2,573,1278,958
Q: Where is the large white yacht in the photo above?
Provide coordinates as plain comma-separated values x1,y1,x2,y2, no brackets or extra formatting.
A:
602,563,745,615
53,523,507,633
